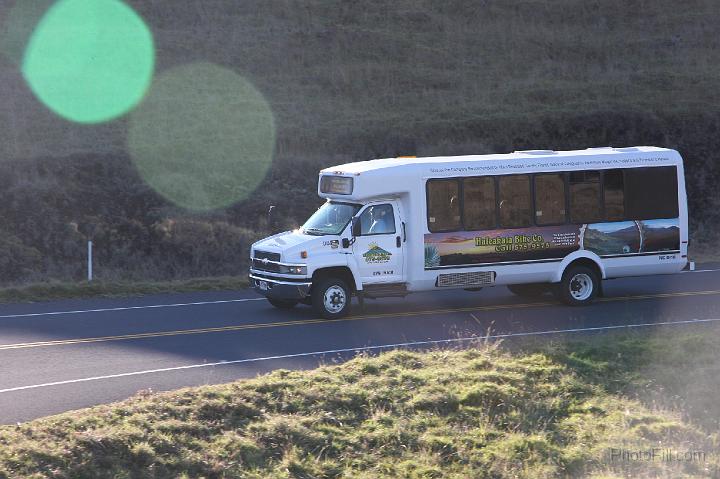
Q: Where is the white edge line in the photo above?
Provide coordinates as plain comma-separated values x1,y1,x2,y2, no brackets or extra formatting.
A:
0,297,266,319
1,316,718,394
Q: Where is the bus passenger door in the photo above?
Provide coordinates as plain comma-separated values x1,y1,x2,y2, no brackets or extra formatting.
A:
352,202,405,284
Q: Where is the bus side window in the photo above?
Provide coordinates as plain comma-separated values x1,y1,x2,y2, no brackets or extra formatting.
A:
624,166,679,219
498,175,532,228
603,169,625,221
427,179,461,232
569,170,601,223
534,173,565,225
463,177,496,230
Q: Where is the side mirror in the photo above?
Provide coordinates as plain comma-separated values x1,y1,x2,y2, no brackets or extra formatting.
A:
342,238,351,249
351,217,361,237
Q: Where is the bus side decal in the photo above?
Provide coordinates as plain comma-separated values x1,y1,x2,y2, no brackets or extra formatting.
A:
424,218,679,269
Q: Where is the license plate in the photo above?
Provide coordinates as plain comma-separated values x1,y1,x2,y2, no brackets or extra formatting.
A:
258,281,269,291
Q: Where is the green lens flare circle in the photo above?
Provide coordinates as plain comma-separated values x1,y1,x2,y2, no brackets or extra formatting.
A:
128,63,276,212
22,0,155,124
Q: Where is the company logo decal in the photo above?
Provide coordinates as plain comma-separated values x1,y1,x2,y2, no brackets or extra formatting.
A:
363,242,392,263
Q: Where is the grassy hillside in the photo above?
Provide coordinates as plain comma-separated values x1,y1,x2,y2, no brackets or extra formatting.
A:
0,0,720,285
2,325,720,478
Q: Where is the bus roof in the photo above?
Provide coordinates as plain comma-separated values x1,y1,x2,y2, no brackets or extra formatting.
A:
318,146,682,201
320,146,678,176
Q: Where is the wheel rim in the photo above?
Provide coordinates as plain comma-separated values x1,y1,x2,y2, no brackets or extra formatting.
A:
569,273,593,301
323,285,346,313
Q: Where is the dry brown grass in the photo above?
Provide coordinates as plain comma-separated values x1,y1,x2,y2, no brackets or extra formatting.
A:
1,0,720,287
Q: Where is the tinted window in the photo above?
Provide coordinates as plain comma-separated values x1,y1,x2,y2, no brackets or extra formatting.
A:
624,166,679,219
463,177,496,230
498,175,531,228
359,204,395,235
569,170,601,223
603,169,625,221
427,179,461,232
534,173,566,225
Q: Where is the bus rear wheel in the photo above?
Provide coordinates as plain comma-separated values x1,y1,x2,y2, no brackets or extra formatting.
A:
555,265,599,306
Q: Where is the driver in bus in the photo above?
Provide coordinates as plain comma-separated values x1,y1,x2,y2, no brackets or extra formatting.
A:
369,206,392,234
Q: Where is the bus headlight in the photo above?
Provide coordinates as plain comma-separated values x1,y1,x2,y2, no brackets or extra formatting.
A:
280,265,307,275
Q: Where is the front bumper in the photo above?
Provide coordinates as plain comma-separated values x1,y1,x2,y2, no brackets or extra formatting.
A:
249,272,312,300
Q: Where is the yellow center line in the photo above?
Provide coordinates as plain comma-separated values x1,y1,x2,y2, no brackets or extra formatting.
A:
1,289,719,352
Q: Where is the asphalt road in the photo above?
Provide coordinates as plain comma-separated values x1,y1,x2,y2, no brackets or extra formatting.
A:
1,265,719,424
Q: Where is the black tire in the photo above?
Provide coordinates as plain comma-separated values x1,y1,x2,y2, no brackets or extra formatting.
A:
555,265,600,306
267,298,299,309
507,283,549,298
312,277,351,319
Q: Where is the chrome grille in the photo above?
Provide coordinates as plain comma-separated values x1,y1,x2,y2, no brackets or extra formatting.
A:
254,250,280,262
437,271,495,287
252,250,281,272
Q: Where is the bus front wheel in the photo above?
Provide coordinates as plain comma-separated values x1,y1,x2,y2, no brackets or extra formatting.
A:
312,278,351,319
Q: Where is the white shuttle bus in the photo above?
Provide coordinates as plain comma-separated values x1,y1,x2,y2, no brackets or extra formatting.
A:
250,146,689,318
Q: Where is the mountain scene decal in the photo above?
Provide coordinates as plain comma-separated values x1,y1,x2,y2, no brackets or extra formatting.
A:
584,218,679,255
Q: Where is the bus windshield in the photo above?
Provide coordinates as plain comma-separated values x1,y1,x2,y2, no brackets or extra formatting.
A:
302,201,361,236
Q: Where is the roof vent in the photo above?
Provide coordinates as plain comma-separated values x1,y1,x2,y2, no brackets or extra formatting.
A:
613,147,639,152
586,146,613,150
514,149,556,155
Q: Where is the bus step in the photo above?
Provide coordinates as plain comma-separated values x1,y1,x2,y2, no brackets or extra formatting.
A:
362,283,408,299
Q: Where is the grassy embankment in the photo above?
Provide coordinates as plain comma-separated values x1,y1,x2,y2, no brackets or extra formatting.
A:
0,276,249,304
1,324,719,478
689,245,720,264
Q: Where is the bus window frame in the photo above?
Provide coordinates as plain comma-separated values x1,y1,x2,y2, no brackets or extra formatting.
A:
601,169,626,222
568,169,603,224
461,176,499,231
622,165,679,221
532,172,568,227
497,173,534,229
425,178,463,233
424,165,680,234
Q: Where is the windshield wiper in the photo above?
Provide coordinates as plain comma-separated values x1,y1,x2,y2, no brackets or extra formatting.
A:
303,228,327,236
